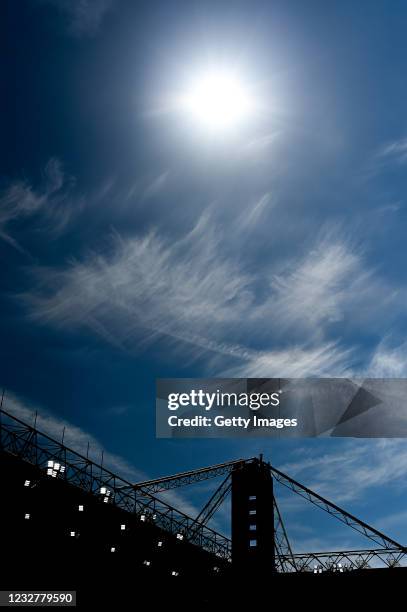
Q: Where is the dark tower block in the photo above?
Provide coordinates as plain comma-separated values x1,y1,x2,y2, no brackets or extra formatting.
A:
231,457,275,576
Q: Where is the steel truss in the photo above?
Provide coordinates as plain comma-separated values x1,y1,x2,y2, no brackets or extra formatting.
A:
130,458,254,493
274,497,297,572
269,465,405,552
286,548,407,572
0,407,231,560
194,475,232,528
2,403,406,573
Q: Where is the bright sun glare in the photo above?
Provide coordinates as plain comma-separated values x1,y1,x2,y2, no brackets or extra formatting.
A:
182,70,254,130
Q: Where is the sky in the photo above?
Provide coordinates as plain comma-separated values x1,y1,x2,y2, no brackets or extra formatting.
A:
2,0,407,555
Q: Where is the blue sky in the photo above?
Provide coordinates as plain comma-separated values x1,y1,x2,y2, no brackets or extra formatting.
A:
2,0,407,553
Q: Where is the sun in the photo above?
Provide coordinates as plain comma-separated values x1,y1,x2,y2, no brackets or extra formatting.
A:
181,70,254,131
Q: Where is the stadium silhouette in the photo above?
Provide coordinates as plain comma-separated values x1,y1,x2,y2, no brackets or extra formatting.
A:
1,403,406,605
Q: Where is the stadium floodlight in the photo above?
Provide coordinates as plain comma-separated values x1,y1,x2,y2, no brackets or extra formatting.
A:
176,533,184,541
100,486,111,503
24,480,30,487
157,541,163,547
78,505,84,512
25,513,30,519
46,460,66,478
70,531,76,537
120,524,126,531
171,571,179,576
143,560,151,566
140,514,146,522
110,547,116,552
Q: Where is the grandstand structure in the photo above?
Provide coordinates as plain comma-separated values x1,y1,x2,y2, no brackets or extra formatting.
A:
1,402,407,603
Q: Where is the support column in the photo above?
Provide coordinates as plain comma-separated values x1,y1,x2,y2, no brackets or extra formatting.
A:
231,457,275,575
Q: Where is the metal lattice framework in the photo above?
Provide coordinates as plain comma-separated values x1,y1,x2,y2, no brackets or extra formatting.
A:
269,465,404,551
1,402,407,573
0,407,231,561
129,459,253,493
288,548,407,572
274,496,297,572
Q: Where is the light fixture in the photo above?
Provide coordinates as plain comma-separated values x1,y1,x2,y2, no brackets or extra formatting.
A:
143,560,151,567
140,514,146,522
110,547,116,553
120,524,126,531
24,513,30,520
46,460,65,478
70,531,76,537
157,541,163,547
78,505,84,512
24,480,31,487
100,486,111,503
171,571,179,576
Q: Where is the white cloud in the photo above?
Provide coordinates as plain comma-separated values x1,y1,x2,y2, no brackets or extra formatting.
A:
378,138,407,164
376,509,407,532
3,390,142,480
23,214,250,346
223,343,351,377
0,158,79,252
142,171,170,200
238,192,273,229
262,231,388,340
20,212,396,377
277,438,407,505
366,340,407,377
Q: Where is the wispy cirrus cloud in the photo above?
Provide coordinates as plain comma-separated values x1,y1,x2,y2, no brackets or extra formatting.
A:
263,231,398,342
0,158,80,253
366,339,407,377
278,438,407,506
19,205,396,377
222,343,351,377
377,138,407,164
3,390,143,480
